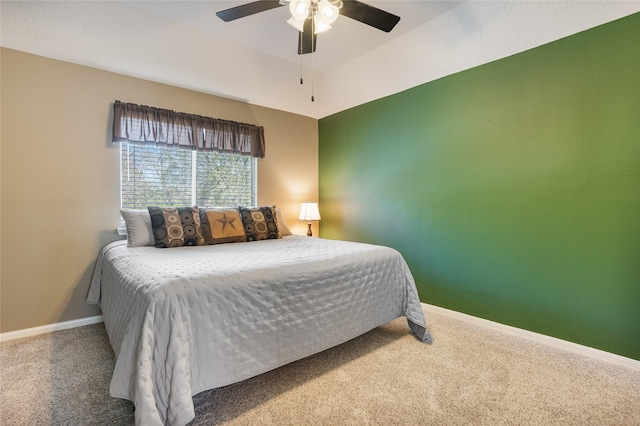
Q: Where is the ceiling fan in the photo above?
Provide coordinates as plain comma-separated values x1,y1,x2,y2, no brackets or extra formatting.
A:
216,0,401,55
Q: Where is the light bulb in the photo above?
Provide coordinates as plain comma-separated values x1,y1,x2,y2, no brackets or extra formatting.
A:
289,0,310,20
317,0,339,25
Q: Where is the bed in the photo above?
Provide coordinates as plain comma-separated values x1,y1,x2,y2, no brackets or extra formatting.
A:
87,234,432,426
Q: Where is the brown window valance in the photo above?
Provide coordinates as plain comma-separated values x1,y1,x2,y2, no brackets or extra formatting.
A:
112,100,265,158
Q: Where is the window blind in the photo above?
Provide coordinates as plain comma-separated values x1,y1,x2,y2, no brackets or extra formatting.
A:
121,143,255,209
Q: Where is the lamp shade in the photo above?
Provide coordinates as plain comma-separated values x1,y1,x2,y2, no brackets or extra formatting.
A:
286,16,305,32
299,202,321,221
313,14,332,34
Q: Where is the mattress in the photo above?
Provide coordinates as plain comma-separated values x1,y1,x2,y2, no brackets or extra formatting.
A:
87,235,431,425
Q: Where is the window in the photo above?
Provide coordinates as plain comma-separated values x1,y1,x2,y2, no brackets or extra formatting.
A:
121,143,256,209
113,100,264,210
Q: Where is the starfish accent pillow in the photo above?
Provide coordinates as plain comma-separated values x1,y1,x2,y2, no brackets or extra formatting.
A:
199,207,247,245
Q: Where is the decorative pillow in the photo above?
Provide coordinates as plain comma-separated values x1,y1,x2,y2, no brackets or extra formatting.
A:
199,207,247,245
275,206,292,236
120,208,155,247
239,205,281,242
147,206,205,248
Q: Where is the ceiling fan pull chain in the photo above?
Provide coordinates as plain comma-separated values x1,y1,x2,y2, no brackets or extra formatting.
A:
311,61,315,102
311,17,315,102
299,31,304,85
311,66,314,102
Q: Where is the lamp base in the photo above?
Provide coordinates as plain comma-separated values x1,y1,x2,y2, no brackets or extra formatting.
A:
307,222,313,237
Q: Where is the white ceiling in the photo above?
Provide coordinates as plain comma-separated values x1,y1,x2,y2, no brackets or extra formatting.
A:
1,1,638,119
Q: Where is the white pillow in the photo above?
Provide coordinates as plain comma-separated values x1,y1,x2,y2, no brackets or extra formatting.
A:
120,208,155,247
275,206,292,236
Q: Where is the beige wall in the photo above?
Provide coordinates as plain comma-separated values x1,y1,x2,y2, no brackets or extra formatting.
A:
0,48,319,333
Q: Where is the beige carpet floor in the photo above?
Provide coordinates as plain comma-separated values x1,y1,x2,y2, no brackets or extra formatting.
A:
1,308,639,425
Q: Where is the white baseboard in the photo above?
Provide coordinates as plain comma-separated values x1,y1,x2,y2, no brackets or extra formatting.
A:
0,315,103,343
423,303,640,372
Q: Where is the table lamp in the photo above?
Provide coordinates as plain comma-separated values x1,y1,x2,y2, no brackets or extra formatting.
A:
298,202,321,236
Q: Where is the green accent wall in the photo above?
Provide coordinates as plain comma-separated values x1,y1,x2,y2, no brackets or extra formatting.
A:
319,13,640,360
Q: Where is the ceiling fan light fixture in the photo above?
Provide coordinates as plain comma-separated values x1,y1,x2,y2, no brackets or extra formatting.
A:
283,0,342,34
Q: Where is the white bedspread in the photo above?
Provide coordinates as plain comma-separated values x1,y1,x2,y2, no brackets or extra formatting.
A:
88,235,431,426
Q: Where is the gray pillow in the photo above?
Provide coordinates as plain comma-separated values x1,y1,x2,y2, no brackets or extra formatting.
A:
120,208,155,247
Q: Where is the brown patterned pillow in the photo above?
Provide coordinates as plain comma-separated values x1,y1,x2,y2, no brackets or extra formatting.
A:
199,207,247,245
239,205,281,242
147,206,204,248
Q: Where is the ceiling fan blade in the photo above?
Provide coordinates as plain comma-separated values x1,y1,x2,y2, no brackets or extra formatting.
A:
340,0,400,32
216,1,283,22
298,19,317,55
